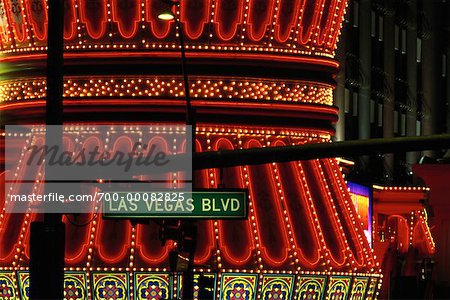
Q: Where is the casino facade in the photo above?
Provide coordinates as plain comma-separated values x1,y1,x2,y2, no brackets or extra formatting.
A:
0,0,386,299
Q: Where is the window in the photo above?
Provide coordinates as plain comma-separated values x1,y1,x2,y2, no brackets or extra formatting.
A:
401,29,407,54
352,92,359,117
370,99,375,123
400,112,406,136
371,10,376,37
378,15,384,41
378,103,383,127
394,25,400,50
394,110,399,133
443,54,447,77
345,88,351,113
416,119,422,136
416,38,422,63
353,1,359,27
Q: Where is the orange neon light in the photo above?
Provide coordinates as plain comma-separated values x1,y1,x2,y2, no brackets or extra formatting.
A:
247,0,275,42
317,0,339,46
214,0,244,41
274,0,302,43
111,0,140,39
213,138,255,266
245,139,290,267
25,0,47,41
146,0,174,39
273,140,321,268
180,0,210,40
63,0,77,40
79,0,108,39
5,0,27,43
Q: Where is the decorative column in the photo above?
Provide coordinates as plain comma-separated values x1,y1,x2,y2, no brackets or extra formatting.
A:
406,0,419,167
383,1,395,180
334,22,347,142
421,0,439,157
358,0,372,141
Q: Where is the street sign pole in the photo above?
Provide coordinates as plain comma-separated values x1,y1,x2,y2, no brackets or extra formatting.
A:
29,0,65,298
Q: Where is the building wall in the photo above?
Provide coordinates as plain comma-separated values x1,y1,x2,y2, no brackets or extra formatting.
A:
334,0,449,185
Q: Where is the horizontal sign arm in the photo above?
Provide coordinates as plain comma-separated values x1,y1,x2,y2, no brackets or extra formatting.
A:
192,134,450,169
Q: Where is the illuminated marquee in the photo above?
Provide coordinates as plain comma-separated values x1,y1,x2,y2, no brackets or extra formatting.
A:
0,0,348,56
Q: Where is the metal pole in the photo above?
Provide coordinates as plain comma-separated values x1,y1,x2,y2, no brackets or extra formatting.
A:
176,18,195,151
45,0,64,126
30,0,65,298
176,15,196,300
192,134,450,170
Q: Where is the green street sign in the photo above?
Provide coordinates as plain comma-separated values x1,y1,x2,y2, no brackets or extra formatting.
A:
102,189,248,219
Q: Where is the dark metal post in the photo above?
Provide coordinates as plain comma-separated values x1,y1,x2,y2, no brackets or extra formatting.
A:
175,17,197,300
30,0,65,298
45,0,64,126
176,18,195,150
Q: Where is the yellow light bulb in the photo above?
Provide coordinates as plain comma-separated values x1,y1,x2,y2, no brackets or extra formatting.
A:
158,12,175,21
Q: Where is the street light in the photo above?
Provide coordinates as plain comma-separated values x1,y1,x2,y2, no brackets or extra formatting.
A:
157,0,176,21
157,0,194,142
158,2,196,300
158,12,175,20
